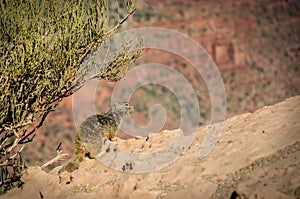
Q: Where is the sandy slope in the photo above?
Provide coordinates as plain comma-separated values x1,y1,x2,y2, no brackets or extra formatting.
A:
3,95,300,199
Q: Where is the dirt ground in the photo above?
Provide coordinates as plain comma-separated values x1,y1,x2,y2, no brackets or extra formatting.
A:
3,95,300,199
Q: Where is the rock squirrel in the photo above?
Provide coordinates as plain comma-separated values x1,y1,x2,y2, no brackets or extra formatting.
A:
58,102,134,173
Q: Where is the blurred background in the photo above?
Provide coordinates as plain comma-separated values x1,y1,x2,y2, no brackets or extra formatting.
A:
23,0,300,168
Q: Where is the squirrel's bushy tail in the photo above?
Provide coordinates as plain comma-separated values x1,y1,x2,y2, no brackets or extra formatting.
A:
58,154,82,174
58,135,87,174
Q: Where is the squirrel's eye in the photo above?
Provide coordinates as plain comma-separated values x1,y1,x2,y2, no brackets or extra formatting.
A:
124,102,129,107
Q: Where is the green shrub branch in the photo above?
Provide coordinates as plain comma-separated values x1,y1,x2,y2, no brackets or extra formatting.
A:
0,0,141,193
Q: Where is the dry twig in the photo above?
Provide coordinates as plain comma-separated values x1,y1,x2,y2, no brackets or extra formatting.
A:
41,150,69,170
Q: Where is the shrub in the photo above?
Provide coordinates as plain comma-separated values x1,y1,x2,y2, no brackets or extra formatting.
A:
0,0,140,193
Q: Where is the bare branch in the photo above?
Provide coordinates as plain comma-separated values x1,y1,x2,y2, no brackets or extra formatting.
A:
41,150,69,170
105,8,136,36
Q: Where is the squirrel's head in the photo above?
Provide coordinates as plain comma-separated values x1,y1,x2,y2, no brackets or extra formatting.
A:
110,102,134,118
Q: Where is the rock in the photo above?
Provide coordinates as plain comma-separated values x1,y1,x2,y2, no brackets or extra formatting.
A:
3,95,300,199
